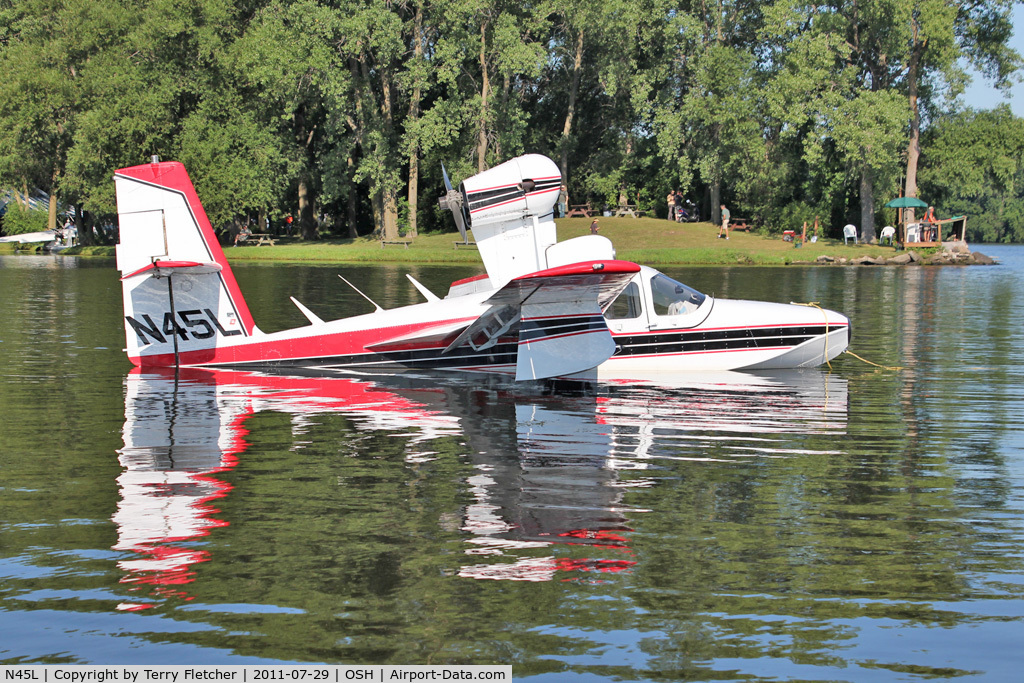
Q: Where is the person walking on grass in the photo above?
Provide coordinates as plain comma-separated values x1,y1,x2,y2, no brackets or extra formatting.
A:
718,204,730,239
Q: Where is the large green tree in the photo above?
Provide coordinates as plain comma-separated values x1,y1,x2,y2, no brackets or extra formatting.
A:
0,0,90,234
765,0,1019,241
920,105,1024,243
4,0,1024,246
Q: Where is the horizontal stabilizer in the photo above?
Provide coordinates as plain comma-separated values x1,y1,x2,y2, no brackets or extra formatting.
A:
120,260,223,281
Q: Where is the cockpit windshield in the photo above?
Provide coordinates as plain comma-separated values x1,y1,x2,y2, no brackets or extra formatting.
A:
650,273,706,316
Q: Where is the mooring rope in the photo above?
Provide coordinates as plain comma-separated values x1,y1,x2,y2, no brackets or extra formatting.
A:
789,301,902,372
842,350,903,372
790,301,832,370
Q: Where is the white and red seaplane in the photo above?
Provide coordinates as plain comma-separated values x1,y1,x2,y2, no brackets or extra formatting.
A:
115,154,849,380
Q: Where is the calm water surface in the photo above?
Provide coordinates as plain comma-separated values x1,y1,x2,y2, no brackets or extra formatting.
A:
1,247,1023,680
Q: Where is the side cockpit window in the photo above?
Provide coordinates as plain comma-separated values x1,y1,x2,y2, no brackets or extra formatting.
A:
651,274,706,316
605,282,642,320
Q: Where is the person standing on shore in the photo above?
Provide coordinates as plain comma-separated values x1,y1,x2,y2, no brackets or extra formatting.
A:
718,204,730,239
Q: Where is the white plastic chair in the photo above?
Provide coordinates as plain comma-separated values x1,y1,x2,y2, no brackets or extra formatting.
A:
880,226,896,245
905,223,920,243
843,224,858,245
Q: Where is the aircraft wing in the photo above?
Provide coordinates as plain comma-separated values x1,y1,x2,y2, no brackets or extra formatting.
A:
446,260,640,380
0,230,58,243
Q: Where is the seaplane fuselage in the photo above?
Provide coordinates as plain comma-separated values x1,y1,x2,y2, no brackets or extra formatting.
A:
114,154,849,381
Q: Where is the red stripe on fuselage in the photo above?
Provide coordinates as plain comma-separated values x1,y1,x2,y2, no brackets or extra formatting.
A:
513,260,640,281
450,273,489,287
129,316,478,368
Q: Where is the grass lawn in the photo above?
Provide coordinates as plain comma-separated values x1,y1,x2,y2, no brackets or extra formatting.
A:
557,217,900,265
50,215,907,265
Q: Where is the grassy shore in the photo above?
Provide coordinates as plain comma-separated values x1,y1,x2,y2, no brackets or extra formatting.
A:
25,216,911,265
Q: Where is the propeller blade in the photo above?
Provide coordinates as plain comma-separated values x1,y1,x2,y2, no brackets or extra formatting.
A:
442,163,453,192
452,204,468,244
439,163,468,244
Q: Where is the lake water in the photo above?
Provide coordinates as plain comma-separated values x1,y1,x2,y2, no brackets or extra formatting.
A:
1,247,1023,680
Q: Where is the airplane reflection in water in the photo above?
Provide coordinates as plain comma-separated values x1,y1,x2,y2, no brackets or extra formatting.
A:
114,368,848,605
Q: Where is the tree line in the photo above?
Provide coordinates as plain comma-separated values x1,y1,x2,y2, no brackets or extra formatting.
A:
2,0,1023,246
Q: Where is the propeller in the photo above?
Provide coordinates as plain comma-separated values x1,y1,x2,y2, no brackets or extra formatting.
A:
439,163,468,244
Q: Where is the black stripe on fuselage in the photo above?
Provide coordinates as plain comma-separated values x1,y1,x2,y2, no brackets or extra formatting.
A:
205,312,608,373
519,315,607,343
467,186,521,212
466,179,560,213
611,325,839,356
211,338,522,373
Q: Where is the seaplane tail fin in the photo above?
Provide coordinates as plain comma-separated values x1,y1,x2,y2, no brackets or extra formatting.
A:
114,160,256,367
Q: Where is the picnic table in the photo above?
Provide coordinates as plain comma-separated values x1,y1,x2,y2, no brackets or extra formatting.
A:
614,205,645,218
381,239,411,249
453,241,478,249
729,217,750,231
236,232,276,246
566,203,594,218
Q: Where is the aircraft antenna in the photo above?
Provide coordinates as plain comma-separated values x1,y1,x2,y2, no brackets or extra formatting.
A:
338,275,384,312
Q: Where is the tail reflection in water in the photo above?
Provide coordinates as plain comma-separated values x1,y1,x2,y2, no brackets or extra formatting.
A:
114,368,847,604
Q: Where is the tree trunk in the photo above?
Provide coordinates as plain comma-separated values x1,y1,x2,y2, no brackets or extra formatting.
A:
904,20,924,218
477,19,491,173
76,208,92,247
559,28,585,182
382,186,399,241
379,67,400,241
407,152,419,239
347,57,368,239
47,152,62,232
347,155,358,238
298,177,317,240
48,190,58,232
860,166,876,242
710,175,721,225
406,2,425,239
371,187,383,238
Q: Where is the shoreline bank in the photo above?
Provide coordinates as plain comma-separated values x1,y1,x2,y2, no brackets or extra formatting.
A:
3,216,997,266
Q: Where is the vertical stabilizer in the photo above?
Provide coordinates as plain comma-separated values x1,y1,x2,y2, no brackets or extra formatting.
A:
115,161,256,366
